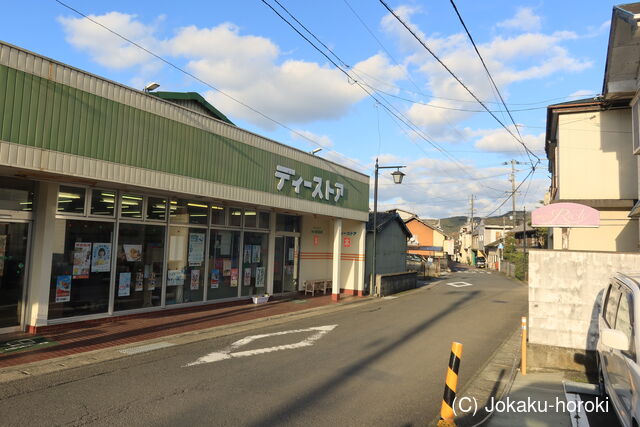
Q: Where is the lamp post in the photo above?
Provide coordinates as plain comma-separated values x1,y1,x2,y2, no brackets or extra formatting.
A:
370,157,406,296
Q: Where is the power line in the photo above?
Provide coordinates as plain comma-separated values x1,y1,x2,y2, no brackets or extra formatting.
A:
449,0,527,160
359,84,548,113
261,0,481,181
379,0,540,163
482,168,535,218
53,0,380,177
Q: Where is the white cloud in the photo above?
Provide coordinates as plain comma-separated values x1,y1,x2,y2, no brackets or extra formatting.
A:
372,153,548,218
58,12,161,69
290,130,334,148
58,13,406,129
568,89,597,98
473,127,544,153
381,7,591,137
497,8,542,32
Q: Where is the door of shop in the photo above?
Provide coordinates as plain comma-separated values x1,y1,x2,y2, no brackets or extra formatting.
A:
273,236,299,294
0,222,30,329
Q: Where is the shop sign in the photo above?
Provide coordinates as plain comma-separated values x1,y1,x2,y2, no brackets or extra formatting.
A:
343,237,351,247
531,203,599,228
313,235,319,246
275,165,344,202
342,231,357,236
311,227,324,234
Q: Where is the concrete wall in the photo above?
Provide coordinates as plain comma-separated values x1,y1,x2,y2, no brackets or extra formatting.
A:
551,211,639,252
558,109,636,200
528,249,640,371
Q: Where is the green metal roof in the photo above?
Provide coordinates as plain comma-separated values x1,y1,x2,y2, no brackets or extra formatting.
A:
151,91,234,125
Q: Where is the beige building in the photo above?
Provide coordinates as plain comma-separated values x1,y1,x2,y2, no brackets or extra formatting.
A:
545,100,639,251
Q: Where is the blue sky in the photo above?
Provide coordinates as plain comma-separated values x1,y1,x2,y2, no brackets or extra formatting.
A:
1,1,619,218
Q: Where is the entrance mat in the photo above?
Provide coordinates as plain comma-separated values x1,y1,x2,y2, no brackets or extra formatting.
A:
0,336,59,354
292,299,309,304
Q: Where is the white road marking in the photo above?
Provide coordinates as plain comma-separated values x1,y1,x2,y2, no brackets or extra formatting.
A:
119,342,175,355
446,281,473,288
185,324,338,367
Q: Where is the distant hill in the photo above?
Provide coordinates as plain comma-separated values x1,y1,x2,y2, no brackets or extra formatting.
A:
439,211,530,235
439,216,467,235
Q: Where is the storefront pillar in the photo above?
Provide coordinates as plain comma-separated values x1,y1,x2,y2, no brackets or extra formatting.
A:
25,181,58,330
357,222,366,296
331,218,342,302
266,211,276,295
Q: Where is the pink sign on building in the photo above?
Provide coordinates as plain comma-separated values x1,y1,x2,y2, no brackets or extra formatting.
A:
531,203,600,228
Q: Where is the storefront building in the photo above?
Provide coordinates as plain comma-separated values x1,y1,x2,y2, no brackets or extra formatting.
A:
0,41,369,333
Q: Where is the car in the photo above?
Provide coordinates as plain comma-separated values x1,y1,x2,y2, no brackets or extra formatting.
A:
597,273,640,427
476,256,486,268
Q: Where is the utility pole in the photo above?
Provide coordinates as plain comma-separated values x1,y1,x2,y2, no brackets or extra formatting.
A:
469,195,475,233
503,159,521,228
523,207,527,255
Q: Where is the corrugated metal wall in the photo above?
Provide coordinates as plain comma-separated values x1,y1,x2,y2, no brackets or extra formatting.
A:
0,44,369,213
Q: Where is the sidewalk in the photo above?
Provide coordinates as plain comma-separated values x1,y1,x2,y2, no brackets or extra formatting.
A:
485,371,570,427
0,293,365,372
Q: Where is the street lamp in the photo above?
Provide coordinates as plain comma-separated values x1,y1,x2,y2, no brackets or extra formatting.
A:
371,157,406,296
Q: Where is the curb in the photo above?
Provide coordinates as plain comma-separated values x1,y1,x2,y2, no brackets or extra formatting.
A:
0,295,379,384
430,326,522,427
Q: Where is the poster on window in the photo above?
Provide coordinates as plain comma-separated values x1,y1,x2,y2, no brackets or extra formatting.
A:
134,272,144,291
223,259,232,276
91,243,111,272
123,244,143,262
0,235,6,277
210,269,220,288
252,245,261,263
55,275,72,302
190,269,200,290
256,267,265,288
148,272,157,291
167,269,184,287
230,268,239,287
72,242,92,279
244,267,252,286
288,247,294,262
118,272,131,297
243,246,252,263
188,233,205,266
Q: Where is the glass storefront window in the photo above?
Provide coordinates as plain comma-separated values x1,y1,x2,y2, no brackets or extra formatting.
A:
58,186,86,215
114,223,164,311
0,177,34,212
49,219,114,319
91,190,116,216
244,210,257,228
166,226,206,304
170,199,208,225
258,212,270,229
210,205,226,226
229,208,243,227
241,232,268,296
208,230,241,300
120,194,143,219
276,214,300,232
147,197,167,221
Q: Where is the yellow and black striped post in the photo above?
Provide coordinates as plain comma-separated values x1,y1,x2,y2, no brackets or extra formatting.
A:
438,341,463,427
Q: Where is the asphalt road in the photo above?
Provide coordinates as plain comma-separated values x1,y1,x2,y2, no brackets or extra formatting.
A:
0,269,527,426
